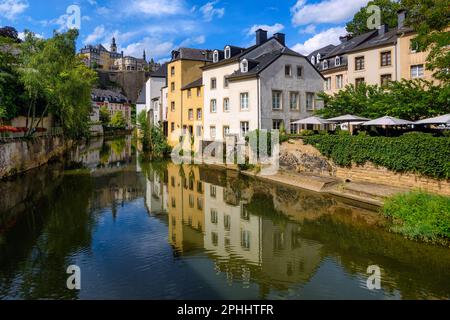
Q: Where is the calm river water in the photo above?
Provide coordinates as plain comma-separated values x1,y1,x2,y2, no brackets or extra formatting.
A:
0,136,449,300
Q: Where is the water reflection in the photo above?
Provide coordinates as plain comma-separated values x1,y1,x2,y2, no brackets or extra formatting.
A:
0,137,450,300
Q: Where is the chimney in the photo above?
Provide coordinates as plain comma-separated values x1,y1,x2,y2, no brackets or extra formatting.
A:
274,33,286,46
378,24,388,35
339,34,353,43
398,9,407,29
256,29,268,45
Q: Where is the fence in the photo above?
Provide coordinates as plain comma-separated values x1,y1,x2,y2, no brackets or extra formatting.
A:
0,127,64,143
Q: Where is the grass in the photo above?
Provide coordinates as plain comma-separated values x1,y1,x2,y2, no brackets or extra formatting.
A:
382,191,450,244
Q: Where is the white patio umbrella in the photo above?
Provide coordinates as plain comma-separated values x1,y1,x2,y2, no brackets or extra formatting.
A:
327,114,370,122
292,116,336,125
362,116,413,126
415,114,450,125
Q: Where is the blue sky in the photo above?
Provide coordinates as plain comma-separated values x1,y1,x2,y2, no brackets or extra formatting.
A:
0,0,370,62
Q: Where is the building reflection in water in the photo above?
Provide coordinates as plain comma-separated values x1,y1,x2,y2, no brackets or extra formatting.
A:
142,163,328,293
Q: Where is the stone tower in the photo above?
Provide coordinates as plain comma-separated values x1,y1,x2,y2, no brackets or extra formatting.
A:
111,37,117,53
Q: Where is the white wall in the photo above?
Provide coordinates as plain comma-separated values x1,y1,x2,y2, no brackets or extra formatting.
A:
203,63,259,141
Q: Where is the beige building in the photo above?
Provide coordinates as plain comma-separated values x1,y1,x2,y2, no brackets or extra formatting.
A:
311,10,438,95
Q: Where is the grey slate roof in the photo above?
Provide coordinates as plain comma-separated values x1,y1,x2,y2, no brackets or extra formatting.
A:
182,77,203,90
307,44,336,60
171,48,213,62
346,28,398,53
91,89,129,103
150,62,168,78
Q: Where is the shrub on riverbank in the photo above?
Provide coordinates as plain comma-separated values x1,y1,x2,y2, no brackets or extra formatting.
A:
302,132,450,179
383,191,450,243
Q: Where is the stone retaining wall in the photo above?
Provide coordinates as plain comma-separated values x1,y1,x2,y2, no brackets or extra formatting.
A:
280,140,450,196
0,136,73,179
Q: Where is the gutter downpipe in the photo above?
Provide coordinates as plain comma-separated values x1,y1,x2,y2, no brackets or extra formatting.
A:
257,75,261,131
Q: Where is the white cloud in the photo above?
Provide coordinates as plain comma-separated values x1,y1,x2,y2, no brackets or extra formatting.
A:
18,31,44,40
246,23,284,37
291,0,369,26
300,24,316,34
84,25,106,44
122,37,175,59
0,0,28,20
125,0,185,17
179,35,206,47
292,26,346,55
200,1,225,22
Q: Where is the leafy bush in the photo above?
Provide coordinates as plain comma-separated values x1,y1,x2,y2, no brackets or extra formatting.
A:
303,132,450,179
383,191,450,242
299,130,314,137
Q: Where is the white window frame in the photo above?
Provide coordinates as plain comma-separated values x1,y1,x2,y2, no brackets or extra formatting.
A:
210,99,217,113
240,92,249,111
240,121,249,138
213,50,219,63
335,56,341,66
272,90,283,110
241,59,248,73
223,97,230,112
411,64,424,78
210,126,216,140
224,46,231,59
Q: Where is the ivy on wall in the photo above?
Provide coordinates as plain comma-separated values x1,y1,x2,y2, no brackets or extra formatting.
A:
302,133,450,180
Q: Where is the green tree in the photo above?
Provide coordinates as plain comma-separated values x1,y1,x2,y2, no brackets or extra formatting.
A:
110,111,126,129
99,106,110,125
401,0,450,82
317,80,449,121
346,0,401,35
19,29,98,138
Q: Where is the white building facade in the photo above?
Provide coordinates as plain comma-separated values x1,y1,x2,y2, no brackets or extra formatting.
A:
203,30,324,142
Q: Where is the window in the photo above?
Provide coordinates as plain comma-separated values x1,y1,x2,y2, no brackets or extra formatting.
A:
210,126,216,140
311,56,315,65
210,185,216,198
335,56,341,66
213,50,219,63
197,88,201,97
273,120,283,130
306,92,315,111
285,65,292,77
325,77,332,90
224,76,229,88
211,209,218,224
290,92,299,110
297,66,303,77
171,101,175,112
171,122,175,132
211,78,217,89
336,75,344,89
317,53,321,61
410,40,419,53
380,74,392,86
171,197,176,208
240,93,249,110
197,197,203,210
197,108,202,120
170,66,175,76
224,215,231,231
210,99,217,113
223,126,230,137
272,91,282,110
355,56,365,70
355,77,365,87
240,121,249,137
171,176,175,187
224,46,231,59
290,121,299,134
196,125,202,137
188,109,193,121
322,60,328,69
189,195,194,208
241,230,251,250
171,82,175,92
187,89,191,98
381,51,392,66
223,98,230,112
211,232,218,246
411,64,424,78
241,59,248,73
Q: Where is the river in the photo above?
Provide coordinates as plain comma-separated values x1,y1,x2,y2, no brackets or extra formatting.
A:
0,136,449,300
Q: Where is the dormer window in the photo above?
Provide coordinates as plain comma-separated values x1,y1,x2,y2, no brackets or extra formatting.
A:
323,60,328,69
335,56,341,66
311,56,315,65
224,46,231,59
213,50,219,63
317,53,321,61
241,59,248,73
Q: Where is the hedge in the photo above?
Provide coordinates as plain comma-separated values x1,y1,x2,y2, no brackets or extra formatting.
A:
302,132,450,180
